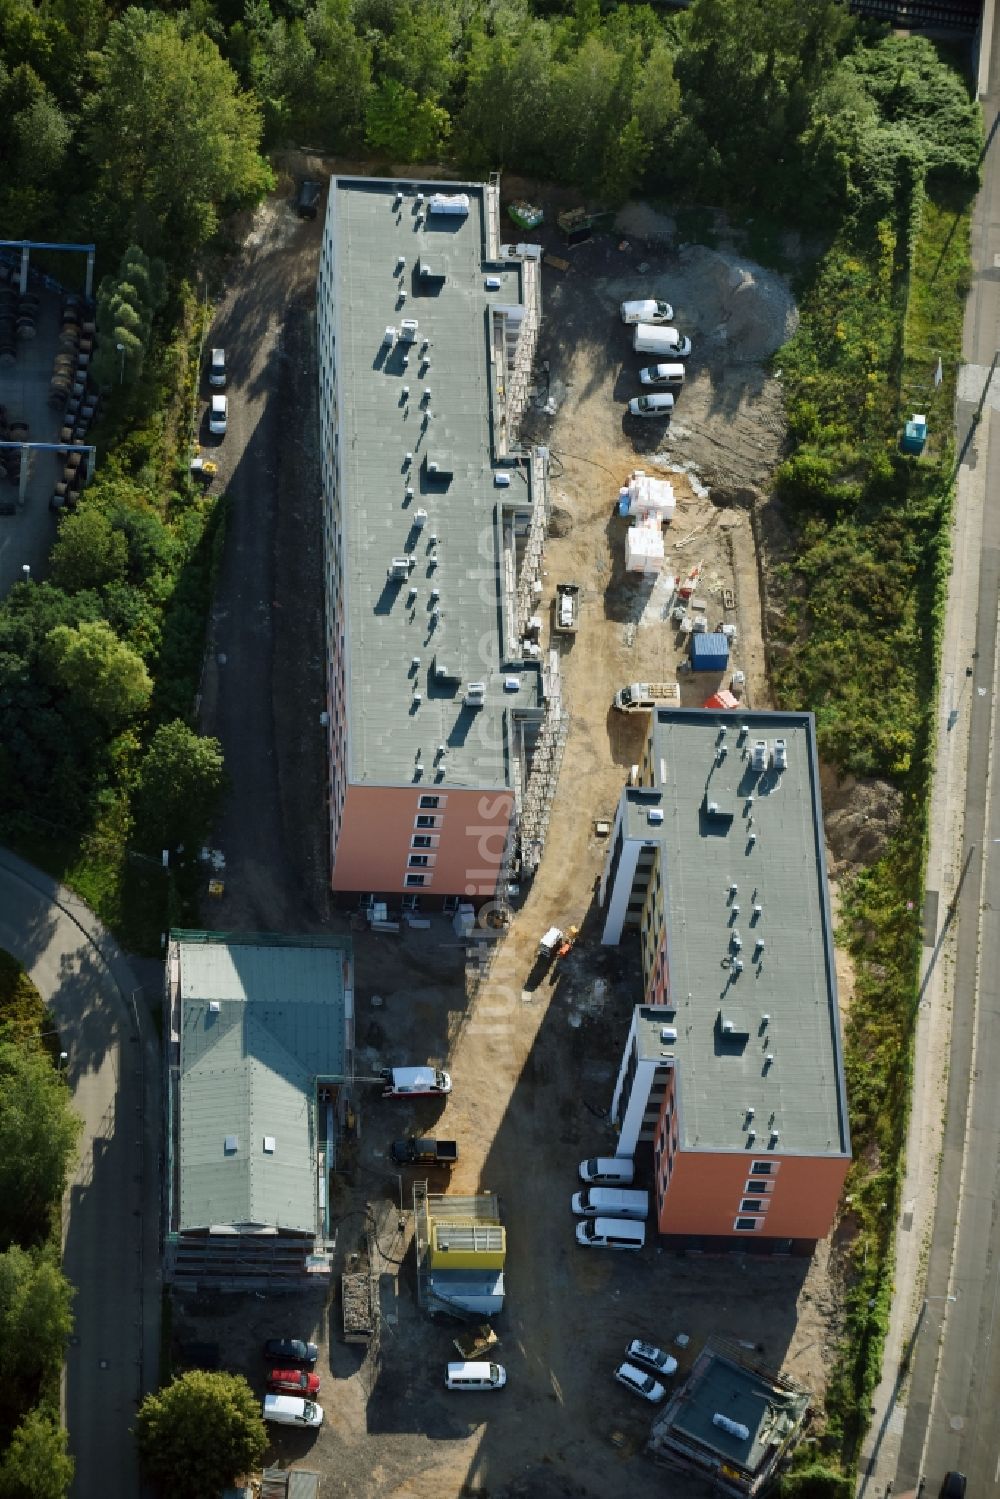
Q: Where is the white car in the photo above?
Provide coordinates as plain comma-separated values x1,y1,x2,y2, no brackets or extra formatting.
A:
639,363,685,387
209,394,228,435
626,1340,678,1378
629,393,674,418
579,1157,634,1185
208,347,226,387
621,298,674,325
380,1066,452,1097
614,1361,666,1403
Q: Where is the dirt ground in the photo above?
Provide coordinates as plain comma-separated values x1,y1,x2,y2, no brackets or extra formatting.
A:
184,167,846,1498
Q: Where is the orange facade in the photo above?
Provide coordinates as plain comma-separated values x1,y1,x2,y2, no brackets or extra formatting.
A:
332,783,514,899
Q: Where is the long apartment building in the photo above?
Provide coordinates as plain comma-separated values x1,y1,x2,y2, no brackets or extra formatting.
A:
599,708,851,1252
316,177,555,903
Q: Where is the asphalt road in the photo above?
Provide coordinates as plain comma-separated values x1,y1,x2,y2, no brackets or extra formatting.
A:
0,849,161,1499
894,23,1000,1496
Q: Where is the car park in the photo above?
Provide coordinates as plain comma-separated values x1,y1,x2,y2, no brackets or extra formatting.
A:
613,1360,667,1403
639,363,685,387
626,1340,678,1378
268,1368,321,1395
209,393,228,435
262,1338,318,1368
579,1157,634,1185
208,347,226,387
295,179,322,219
628,393,674,418
380,1066,452,1097
263,1394,324,1427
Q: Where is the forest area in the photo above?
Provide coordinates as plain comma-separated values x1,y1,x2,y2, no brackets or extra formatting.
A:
0,0,988,1491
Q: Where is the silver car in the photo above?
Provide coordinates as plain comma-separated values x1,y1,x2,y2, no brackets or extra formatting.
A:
614,1361,666,1402
626,1339,678,1378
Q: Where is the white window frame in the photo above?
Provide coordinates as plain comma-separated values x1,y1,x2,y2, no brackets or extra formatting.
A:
743,1178,775,1195
414,814,442,830
404,873,428,887
733,1216,765,1233
740,1197,769,1214
418,794,447,810
410,833,440,849
749,1160,780,1176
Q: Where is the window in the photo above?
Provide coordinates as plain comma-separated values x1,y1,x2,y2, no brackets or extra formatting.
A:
733,1217,764,1232
408,855,429,868
750,1161,778,1176
740,1198,769,1214
405,874,427,887
418,795,441,809
743,1180,774,1195
412,835,433,849
415,815,439,829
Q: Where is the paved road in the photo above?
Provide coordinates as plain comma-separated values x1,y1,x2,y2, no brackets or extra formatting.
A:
0,849,161,1499
893,21,1000,1496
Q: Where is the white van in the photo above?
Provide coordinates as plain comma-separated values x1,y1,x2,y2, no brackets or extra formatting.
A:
621,298,674,325
576,1216,646,1250
445,1361,507,1390
639,363,685,387
579,1157,634,1185
629,393,674,418
572,1187,649,1220
262,1394,324,1427
380,1066,452,1096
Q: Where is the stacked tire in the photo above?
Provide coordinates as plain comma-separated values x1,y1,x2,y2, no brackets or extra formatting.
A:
0,287,16,367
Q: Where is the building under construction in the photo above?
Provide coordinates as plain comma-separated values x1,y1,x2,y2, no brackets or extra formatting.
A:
316,176,565,906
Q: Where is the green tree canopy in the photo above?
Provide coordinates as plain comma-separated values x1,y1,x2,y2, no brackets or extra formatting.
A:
43,619,152,728
85,8,273,254
134,720,226,852
0,1047,80,1249
0,1246,75,1385
365,77,450,160
0,1405,74,1499
49,508,129,595
135,1371,267,1499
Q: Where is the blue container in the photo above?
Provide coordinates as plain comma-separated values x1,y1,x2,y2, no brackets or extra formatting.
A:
690,632,730,672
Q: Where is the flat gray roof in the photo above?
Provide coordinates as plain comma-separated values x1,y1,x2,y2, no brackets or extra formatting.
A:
662,1344,808,1474
327,177,543,789
637,709,848,1155
175,932,351,1234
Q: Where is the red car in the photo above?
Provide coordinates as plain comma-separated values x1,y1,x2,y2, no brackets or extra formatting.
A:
267,1368,321,1396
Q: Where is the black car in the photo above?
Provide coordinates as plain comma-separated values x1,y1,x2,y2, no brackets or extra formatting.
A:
295,180,322,219
262,1338,318,1369
941,1475,967,1499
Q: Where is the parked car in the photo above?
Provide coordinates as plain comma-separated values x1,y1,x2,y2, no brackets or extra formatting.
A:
267,1368,321,1395
639,363,685,387
380,1066,452,1097
390,1137,458,1166
621,298,674,325
208,393,228,436
579,1157,634,1186
208,347,226,388
613,1360,666,1403
262,1338,318,1369
628,393,674,418
572,1187,649,1220
626,1340,678,1378
263,1394,324,1427
445,1361,507,1390
295,179,322,219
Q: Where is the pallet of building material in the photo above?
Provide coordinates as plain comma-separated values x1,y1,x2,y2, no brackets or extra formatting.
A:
543,254,571,273
341,1269,377,1343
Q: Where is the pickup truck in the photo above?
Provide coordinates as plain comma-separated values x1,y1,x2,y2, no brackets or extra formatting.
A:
390,1137,458,1167
613,681,681,712
554,583,580,634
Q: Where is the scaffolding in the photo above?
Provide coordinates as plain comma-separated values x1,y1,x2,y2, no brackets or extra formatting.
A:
485,172,501,259
518,656,569,874
503,255,540,437
514,448,550,639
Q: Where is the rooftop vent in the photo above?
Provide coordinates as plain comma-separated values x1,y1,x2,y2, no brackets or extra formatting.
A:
388,556,415,581
494,472,512,488
263,1136,276,1154
400,318,419,341
414,509,427,527
465,681,486,708
648,808,664,825
383,326,397,348
660,1026,678,1044
208,1000,221,1014
224,1135,239,1155
485,275,502,290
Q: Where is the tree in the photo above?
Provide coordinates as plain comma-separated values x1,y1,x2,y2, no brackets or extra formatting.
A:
0,1246,75,1384
365,78,450,161
85,9,273,257
49,508,128,595
0,1406,74,1499
0,1047,80,1249
134,721,226,851
43,620,152,728
136,1371,267,1498
92,245,167,389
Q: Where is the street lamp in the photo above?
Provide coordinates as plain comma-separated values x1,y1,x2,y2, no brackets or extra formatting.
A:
21,564,30,584
58,1052,68,1073
116,341,125,384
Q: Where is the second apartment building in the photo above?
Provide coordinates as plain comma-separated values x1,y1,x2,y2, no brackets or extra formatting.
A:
316,177,555,904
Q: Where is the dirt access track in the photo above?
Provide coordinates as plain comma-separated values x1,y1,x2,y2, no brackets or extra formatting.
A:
187,165,840,1499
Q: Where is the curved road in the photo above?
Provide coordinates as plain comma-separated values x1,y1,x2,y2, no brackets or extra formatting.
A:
0,848,161,1499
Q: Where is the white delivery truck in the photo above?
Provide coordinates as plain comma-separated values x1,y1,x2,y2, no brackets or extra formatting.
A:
613,681,681,712
621,298,673,325
633,324,692,358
